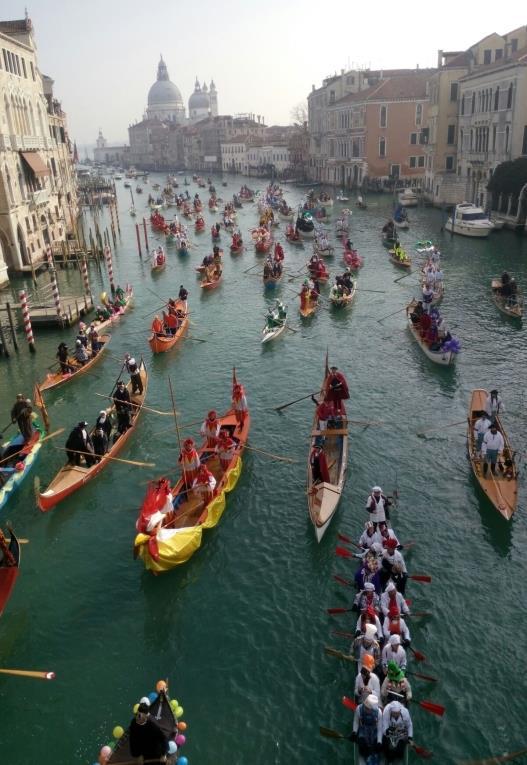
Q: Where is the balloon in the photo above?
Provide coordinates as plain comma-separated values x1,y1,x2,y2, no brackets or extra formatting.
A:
168,741,178,755
178,721,187,731
175,705,184,717
156,679,167,693
112,726,124,739
140,696,150,706
170,699,178,711
178,758,188,765
133,703,139,714
175,734,186,746
98,745,112,765
148,691,158,704
100,292,107,303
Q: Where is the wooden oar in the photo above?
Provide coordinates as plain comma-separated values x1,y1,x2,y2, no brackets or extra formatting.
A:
394,271,414,283
274,390,322,412
457,748,527,765
409,574,432,583
348,419,384,426
0,668,55,680
410,645,427,662
52,446,155,468
327,606,354,615
319,726,347,740
324,645,356,662
94,392,176,416
0,428,64,467
416,419,467,436
0,421,14,436
376,306,407,323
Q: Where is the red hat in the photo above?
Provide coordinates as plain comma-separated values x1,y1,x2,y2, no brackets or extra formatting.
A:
366,605,376,619
207,410,217,420
385,538,398,550
183,438,194,450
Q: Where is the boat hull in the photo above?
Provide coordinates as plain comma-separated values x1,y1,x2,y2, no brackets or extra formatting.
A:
406,303,456,365
0,528,20,618
445,220,491,237
262,322,286,343
0,426,43,512
149,304,189,353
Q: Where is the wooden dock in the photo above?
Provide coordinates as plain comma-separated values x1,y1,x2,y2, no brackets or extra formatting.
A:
26,294,94,327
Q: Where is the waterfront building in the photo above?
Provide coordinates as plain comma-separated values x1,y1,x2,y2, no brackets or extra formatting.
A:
308,68,433,188
93,129,127,166
0,16,78,285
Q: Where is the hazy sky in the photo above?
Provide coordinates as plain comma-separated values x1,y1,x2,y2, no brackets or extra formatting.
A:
2,1,525,145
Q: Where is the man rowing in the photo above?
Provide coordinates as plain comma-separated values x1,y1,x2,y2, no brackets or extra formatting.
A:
353,581,381,615
193,463,217,504
481,422,504,477
178,438,200,487
381,661,412,706
201,410,220,448
325,366,349,415
473,411,491,456
352,623,381,669
382,700,413,761
365,486,392,530
381,539,408,593
382,607,411,646
484,389,504,422
349,693,383,758
381,634,407,674
354,654,381,705
380,581,410,618
359,521,377,551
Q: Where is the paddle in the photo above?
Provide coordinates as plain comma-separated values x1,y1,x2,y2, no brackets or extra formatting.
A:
0,668,55,680
327,607,354,615
0,422,14,436
406,669,438,683
410,645,427,662
457,748,527,765
52,446,155,468
274,390,322,412
377,306,407,323
0,428,64,467
416,419,467,436
181,334,208,343
94,392,176,416
394,271,415,283
324,645,355,662
319,726,347,740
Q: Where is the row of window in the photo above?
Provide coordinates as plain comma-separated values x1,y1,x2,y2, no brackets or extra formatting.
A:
1,47,35,80
409,156,426,168
328,138,362,159
459,124,511,153
461,83,513,115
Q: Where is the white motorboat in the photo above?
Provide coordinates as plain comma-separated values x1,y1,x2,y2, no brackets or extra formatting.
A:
336,191,349,202
445,202,493,238
398,188,419,207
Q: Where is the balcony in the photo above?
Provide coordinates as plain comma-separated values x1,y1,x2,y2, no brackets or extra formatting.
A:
0,133,11,150
30,188,50,206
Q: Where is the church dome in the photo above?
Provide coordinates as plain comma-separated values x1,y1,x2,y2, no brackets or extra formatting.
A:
189,78,210,110
147,56,184,109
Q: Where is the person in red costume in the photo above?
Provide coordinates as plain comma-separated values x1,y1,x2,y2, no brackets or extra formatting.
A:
193,463,216,503
232,383,248,426
325,366,350,414
178,437,200,487
310,444,330,484
217,429,237,472
274,242,284,261
200,410,220,448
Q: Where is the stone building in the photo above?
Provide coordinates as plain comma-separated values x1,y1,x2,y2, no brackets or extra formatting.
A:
188,78,218,123
93,129,127,165
0,16,78,285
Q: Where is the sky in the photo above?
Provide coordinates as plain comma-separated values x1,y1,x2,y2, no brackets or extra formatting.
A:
2,1,526,147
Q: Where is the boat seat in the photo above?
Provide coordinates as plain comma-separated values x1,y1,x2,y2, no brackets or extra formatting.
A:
311,428,348,436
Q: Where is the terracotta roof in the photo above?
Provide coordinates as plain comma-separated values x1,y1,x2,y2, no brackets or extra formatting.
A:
335,72,431,105
0,19,32,35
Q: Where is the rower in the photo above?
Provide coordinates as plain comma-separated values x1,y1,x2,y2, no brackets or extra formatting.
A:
473,411,491,456
382,701,413,761
113,380,132,435
355,550,382,594
232,382,248,427
325,366,350,415
382,606,411,647
381,661,412,706
178,437,201,487
365,486,392,530
76,323,88,348
375,522,399,549
355,604,383,642
359,521,377,551
349,694,383,759
92,426,109,462
163,310,178,335
381,539,407,592
380,581,410,618
0,528,16,567
353,581,381,614
381,634,407,675
151,315,164,337
354,654,381,705
95,410,112,440
422,283,434,312
201,410,220,448
481,422,504,477
193,463,217,504
10,394,28,430
484,389,504,423
15,399,35,443
178,285,188,303
217,429,237,472
129,702,169,764
309,443,330,484
409,301,424,325
352,623,381,669
125,356,143,395
74,339,89,366
87,323,101,354
65,421,95,466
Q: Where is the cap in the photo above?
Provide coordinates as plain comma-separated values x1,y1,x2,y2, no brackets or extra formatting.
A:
117,380,125,386
385,538,398,550
78,421,88,427
389,700,403,714
362,654,376,672
128,357,136,365
75,339,81,346
364,582,375,592
137,702,150,714
372,486,382,493
386,581,396,593
365,521,374,530
364,623,377,640
364,694,378,709
389,634,401,646
99,410,107,416
387,661,405,682
139,697,150,706
184,438,194,448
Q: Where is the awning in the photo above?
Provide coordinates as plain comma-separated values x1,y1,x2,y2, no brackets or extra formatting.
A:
20,151,51,177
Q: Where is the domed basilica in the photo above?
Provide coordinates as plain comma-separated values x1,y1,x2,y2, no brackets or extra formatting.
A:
145,56,218,125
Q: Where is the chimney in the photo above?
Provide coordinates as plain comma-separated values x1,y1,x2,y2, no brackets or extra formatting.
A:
437,49,443,68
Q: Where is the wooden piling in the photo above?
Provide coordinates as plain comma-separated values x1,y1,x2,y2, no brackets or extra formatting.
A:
135,223,142,257
5,302,18,350
19,289,36,353
142,217,149,250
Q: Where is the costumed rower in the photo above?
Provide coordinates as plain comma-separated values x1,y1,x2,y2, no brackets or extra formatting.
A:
309,443,330,484
178,437,200,487
352,622,381,669
112,380,132,435
65,421,95,466
381,661,412,706
193,463,217,503
354,654,381,705
382,700,413,761
365,486,392,530
349,693,383,758
200,410,220,448
325,366,349,415
217,428,237,472
381,634,407,674
232,381,248,427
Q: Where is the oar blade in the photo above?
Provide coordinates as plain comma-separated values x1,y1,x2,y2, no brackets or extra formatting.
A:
410,574,432,583
408,670,438,682
412,742,434,759
319,726,345,740
335,546,353,559
333,575,352,587
419,700,445,717
337,532,352,544
411,648,427,662
341,695,357,711
327,607,351,615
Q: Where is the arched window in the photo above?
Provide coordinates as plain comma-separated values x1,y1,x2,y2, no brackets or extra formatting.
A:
505,125,510,153
507,83,513,109
4,96,13,134
471,93,476,114
379,106,387,128
494,86,500,111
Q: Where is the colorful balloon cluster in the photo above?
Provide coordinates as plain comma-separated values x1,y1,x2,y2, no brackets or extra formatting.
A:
93,678,189,765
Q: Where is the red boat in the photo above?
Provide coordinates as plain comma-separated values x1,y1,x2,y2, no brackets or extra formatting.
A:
255,238,272,254
230,244,243,255
343,249,364,269
150,212,166,231
195,218,205,232
211,226,221,240
0,527,20,618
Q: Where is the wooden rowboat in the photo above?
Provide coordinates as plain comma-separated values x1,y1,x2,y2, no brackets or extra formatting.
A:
38,360,148,511
151,260,166,273
406,300,457,365
286,233,304,246
230,244,244,255
300,297,318,318
134,377,250,571
467,388,518,520
0,424,43,512
491,279,523,319
149,300,189,353
201,272,222,290
262,312,287,343
93,286,134,334
39,335,111,392
330,282,356,308
263,272,282,287
389,250,412,269
307,361,348,542
0,527,20,618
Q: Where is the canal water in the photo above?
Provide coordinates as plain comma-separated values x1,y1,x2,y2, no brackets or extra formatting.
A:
1,176,527,764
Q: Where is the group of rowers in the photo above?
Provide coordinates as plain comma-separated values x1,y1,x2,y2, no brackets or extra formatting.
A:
285,223,302,242
263,242,285,280
409,302,453,350
151,287,189,337
330,270,355,301
343,489,416,761
493,271,519,305
150,246,166,268
56,321,104,373
390,244,409,263
472,389,513,477
421,250,444,307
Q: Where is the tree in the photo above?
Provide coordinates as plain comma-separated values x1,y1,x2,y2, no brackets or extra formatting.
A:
290,101,308,126
487,158,527,197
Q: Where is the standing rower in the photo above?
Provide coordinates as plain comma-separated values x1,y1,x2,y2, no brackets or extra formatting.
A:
365,486,392,530
325,366,349,415
484,389,504,422
201,410,220,448
232,382,248,427
178,438,200,487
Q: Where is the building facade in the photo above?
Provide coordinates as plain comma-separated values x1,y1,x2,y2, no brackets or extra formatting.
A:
0,16,78,284
93,129,127,165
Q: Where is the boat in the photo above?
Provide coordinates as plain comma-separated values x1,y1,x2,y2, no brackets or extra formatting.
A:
37,360,148,511
398,188,419,207
201,267,222,290
336,191,349,202
445,202,493,238
96,681,183,765
388,245,411,269
94,286,134,334
307,359,348,541
314,242,334,258
133,373,250,571
0,526,20,618
299,286,319,318
285,227,303,246
343,249,364,270
491,278,523,319
230,242,244,255
467,388,518,520
330,282,356,308
382,234,399,249
0,424,44,512
296,212,315,238
149,301,189,353
39,335,111,392
263,271,282,287
262,304,287,343
151,257,166,273
406,300,458,365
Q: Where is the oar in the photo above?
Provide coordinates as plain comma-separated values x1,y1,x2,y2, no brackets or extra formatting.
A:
416,419,467,436
52,446,155,468
377,306,407,323
355,288,386,294
457,748,527,765
394,271,414,283
0,422,14,436
327,606,354,615
337,532,361,548
0,428,65,467
333,573,354,587
342,695,358,711
93,392,176,416
324,645,356,662
410,574,432,583
319,726,347,740
418,699,445,717
181,334,207,343
273,390,322,412
410,645,427,662
406,669,438,682
0,668,55,680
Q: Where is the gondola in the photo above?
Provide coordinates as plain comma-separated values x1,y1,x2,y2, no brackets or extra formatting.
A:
467,388,518,520
93,286,134,334
330,282,356,308
406,300,457,366
0,526,21,618
149,301,189,353
491,278,523,319
39,335,111,392
307,359,348,541
0,424,44,511
38,360,148,511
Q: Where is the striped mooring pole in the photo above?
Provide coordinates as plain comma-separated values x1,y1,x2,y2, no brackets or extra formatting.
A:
49,266,62,321
18,289,35,353
81,257,91,297
104,245,115,294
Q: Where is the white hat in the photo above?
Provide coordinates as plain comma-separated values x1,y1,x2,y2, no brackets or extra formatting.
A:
128,357,136,365
371,542,383,555
99,410,107,417
364,694,378,709
364,623,377,640
389,701,402,714
389,634,401,646
365,521,374,530
386,582,396,593
364,582,375,592
372,486,382,493
75,339,81,345
139,696,150,706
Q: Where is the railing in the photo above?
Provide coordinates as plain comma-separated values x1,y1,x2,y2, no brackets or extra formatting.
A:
30,188,50,206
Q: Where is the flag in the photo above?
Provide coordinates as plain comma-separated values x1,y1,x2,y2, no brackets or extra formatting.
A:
33,383,50,433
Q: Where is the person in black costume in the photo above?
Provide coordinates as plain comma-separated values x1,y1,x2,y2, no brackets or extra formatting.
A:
129,703,168,764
